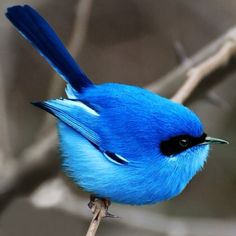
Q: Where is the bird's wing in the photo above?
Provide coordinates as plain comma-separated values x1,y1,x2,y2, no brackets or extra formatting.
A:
32,99,100,145
33,98,129,165
6,5,93,94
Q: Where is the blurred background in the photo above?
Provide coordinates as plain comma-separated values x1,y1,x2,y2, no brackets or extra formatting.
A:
0,0,236,235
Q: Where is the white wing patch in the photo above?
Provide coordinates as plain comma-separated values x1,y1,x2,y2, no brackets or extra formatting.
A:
61,99,100,116
65,84,80,99
76,101,99,116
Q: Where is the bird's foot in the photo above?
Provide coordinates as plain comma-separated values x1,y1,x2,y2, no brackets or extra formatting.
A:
88,195,119,218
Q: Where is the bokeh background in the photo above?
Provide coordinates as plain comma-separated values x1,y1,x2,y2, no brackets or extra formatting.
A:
0,0,236,235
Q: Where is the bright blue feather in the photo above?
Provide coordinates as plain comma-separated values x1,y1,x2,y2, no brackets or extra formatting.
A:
6,5,221,205
5,5,93,92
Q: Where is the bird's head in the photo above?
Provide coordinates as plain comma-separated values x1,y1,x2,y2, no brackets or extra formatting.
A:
84,84,228,168
125,95,229,202
142,97,229,200
154,99,229,160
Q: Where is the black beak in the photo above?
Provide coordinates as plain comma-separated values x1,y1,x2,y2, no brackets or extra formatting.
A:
203,136,229,145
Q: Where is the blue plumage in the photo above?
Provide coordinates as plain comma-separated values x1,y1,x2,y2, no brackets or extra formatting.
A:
56,84,210,204
6,5,228,205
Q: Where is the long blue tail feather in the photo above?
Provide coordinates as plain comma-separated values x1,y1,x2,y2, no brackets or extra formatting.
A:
6,5,93,92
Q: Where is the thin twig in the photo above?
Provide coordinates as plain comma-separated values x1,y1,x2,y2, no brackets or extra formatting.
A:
146,27,236,98
86,199,107,236
173,40,191,65
171,39,236,103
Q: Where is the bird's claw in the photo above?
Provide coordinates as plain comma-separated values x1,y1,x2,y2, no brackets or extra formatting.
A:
88,195,119,218
104,211,119,218
88,196,95,211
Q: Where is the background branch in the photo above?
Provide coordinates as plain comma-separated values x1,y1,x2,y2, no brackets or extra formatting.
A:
146,27,236,99
85,199,107,236
171,39,236,103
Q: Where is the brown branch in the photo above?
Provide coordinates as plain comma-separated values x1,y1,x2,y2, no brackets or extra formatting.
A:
86,199,107,236
171,39,236,103
145,27,236,100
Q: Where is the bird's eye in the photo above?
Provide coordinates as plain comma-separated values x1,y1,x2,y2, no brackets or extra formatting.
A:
160,133,207,156
178,138,190,148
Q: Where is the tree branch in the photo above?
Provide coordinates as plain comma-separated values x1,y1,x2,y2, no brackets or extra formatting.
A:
85,199,107,236
145,27,236,100
171,39,236,103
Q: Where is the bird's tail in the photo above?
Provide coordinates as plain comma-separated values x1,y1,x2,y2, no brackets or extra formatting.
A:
5,5,93,92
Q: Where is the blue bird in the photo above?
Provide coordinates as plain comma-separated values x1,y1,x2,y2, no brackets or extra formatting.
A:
6,5,228,205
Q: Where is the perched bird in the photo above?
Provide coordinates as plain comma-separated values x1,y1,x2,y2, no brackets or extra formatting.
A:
6,5,228,205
